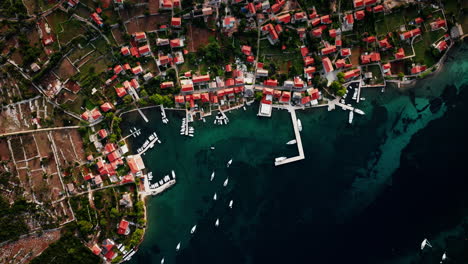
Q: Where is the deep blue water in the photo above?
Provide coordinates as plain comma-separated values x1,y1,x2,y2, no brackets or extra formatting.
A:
123,41,468,264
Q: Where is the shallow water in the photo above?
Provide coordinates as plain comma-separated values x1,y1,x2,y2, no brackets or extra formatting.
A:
124,41,468,264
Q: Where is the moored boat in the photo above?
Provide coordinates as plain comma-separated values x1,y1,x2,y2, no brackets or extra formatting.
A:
223,178,229,187
176,242,180,251
286,139,296,145
215,218,219,227
213,193,217,200
191,225,197,234
229,200,233,208
227,159,233,167
275,157,287,162
349,111,354,124
210,171,215,181
297,119,302,132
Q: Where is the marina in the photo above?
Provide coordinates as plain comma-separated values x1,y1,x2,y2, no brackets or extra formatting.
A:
137,132,160,154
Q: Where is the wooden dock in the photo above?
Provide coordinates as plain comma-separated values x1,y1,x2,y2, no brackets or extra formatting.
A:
275,108,305,166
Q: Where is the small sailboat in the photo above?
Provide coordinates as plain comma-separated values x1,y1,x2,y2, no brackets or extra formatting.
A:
227,159,233,167
210,171,215,181
297,119,302,132
421,238,432,250
441,252,447,263
229,200,233,208
191,225,197,234
176,242,181,251
286,139,296,145
213,193,217,200
161,258,165,264
215,218,219,227
223,178,229,187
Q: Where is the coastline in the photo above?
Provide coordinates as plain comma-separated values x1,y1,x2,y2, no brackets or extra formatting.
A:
125,41,466,263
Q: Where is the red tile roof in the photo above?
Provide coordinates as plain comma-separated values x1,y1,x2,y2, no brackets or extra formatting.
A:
322,57,334,73
98,129,107,139
115,87,127,97
430,19,446,30
241,45,252,55
121,46,130,56
304,56,314,66
100,102,114,112
355,10,365,20
414,17,424,24
321,45,337,55
395,47,405,59
263,79,278,86
171,17,181,26
341,48,351,56
411,65,427,74
329,29,337,38
435,40,448,51
373,5,383,12
161,81,174,88
345,14,354,24
277,13,291,23
117,220,130,235
192,74,210,83
300,46,309,57
320,15,331,24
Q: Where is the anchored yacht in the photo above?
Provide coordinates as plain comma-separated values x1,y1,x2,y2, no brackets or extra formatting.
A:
227,159,233,167
191,225,197,234
213,193,217,200
229,200,233,208
210,171,215,181
223,178,229,187
215,218,219,227
176,242,180,251
286,139,296,145
161,258,165,264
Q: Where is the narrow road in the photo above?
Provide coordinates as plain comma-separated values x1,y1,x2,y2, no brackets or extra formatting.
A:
0,126,80,138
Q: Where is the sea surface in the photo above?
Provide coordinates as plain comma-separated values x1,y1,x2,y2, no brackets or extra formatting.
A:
124,40,468,264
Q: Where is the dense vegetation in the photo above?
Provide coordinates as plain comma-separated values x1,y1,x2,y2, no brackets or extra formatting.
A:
30,230,100,264
0,197,30,243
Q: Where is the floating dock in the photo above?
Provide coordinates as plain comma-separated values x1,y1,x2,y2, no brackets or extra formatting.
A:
143,173,176,196
275,108,305,166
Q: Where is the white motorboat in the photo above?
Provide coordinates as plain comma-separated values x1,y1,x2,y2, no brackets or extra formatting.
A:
210,146,215,150
215,218,219,227
149,134,155,141
159,180,164,185
176,242,180,251
229,200,233,208
349,111,354,124
243,106,246,111
297,119,302,132
191,225,197,234
161,258,165,264
286,140,296,145
360,97,366,101
164,176,170,182
354,109,365,115
189,134,194,137
223,119,227,125
227,159,233,167
223,178,229,187
180,132,184,135
275,157,287,162
213,193,217,200
421,238,432,250
171,170,175,179
157,139,161,144
210,171,215,181
213,119,216,124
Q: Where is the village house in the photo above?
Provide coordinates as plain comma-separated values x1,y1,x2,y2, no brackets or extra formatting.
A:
430,19,446,31
134,32,147,42
117,220,131,235
400,28,421,40
322,57,334,73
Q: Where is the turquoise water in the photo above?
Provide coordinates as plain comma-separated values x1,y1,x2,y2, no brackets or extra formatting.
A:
124,41,468,264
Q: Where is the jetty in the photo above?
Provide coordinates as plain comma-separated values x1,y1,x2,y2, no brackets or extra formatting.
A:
356,81,363,103
137,107,149,123
328,98,365,115
143,173,176,196
275,107,305,166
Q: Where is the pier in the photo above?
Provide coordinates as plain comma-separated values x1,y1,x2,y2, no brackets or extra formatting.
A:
356,80,362,103
275,107,305,166
137,107,149,123
328,98,365,115
142,173,176,196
